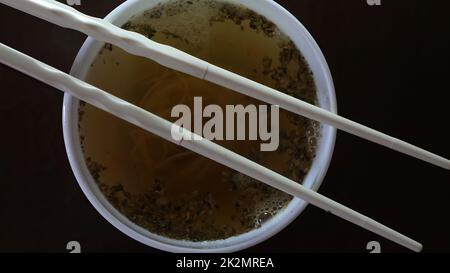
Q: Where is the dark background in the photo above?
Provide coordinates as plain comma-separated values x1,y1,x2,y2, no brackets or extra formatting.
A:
0,0,449,253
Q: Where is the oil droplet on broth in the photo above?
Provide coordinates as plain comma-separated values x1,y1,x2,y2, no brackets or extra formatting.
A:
257,212,273,227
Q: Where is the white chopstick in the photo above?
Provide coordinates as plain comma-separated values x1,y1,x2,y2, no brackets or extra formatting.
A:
0,42,422,252
1,0,448,170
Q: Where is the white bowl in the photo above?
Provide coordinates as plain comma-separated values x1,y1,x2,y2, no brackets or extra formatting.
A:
62,0,337,253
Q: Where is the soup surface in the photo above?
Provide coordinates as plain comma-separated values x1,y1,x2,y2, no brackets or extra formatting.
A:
79,0,319,241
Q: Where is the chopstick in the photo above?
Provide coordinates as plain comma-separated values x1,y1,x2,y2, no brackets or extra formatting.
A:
1,0,448,170
0,42,422,252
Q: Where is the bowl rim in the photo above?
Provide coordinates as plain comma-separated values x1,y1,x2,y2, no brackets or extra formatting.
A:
62,0,337,253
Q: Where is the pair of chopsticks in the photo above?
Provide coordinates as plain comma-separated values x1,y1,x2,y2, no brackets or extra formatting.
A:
1,0,448,252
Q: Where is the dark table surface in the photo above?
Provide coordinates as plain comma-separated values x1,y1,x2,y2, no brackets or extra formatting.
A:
0,0,449,253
